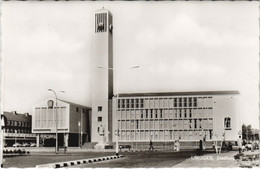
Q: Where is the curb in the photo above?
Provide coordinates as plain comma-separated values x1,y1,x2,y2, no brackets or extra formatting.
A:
35,155,124,168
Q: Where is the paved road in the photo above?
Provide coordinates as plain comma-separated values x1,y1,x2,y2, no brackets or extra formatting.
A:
3,150,200,168
69,151,201,168
3,152,116,168
173,151,238,168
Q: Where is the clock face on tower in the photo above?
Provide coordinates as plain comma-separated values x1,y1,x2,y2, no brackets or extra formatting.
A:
97,22,104,31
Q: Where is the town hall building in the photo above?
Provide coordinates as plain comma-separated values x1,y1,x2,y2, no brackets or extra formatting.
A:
32,8,241,149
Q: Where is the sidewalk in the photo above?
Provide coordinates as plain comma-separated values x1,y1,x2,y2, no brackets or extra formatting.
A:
173,151,238,168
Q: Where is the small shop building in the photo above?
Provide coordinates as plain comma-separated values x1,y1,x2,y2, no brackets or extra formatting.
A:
32,98,91,147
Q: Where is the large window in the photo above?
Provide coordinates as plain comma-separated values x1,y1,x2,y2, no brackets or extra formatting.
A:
122,100,125,108
136,99,139,108
193,98,197,107
126,99,130,108
184,98,187,107
140,99,144,108
179,98,182,107
174,98,177,107
188,97,192,107
117,100,120,108
131,99,134,108
98,116,102,122
224,117,231,129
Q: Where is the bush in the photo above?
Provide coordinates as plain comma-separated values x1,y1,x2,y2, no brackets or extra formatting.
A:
234,153,243,160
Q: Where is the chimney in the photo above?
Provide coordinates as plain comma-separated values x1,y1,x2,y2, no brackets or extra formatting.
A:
11,111,17,115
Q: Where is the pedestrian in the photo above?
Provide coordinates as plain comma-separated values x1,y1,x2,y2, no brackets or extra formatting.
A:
176,140,180,151
203,135,206,150
174,140,177,151
174,140,180,152
149,140,154,151
199,139,203,155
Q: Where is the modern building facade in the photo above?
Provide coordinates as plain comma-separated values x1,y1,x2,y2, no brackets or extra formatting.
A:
28,9,242,150
91,8,113,145
32,98,91,147
3,111,36,146
112,91,240,145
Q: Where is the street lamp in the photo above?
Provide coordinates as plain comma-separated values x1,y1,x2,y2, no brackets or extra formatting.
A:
48,89,65,154
78,121,81,148
98,65,140,156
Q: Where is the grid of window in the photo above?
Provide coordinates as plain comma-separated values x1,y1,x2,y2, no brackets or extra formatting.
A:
116,96,214,141
34,106,67,129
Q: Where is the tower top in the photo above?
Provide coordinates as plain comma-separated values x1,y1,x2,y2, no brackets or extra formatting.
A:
95,8,112,16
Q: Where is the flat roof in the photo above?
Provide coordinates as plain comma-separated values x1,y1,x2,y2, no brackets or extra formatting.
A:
114,90,240,97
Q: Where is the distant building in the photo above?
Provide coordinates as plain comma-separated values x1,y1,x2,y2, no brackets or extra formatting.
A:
3,111,36,146
112,91,240,147
32,98,91,147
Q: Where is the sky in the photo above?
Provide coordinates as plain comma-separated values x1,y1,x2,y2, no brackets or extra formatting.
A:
1,1,259,128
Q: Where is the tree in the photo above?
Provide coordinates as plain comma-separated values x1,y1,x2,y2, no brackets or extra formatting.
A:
247,125,253,140
242,124,258,141
242,124,247,140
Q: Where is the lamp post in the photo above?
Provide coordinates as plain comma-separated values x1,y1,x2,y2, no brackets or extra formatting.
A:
15,129,17,144
78,121,81,148
98,65,140,156
48,89,65,154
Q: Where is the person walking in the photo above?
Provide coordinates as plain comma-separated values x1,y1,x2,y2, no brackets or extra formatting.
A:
199,139,203,155
174,140,180,152
149,140,154,151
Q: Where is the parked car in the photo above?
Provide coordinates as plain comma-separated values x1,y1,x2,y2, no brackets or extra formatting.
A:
245,143,252,150
30,143,36,147
13,143,22,147
22,143,30,147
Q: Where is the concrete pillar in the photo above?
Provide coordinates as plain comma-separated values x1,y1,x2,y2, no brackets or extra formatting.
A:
64,133,69,147
36,134,40,147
